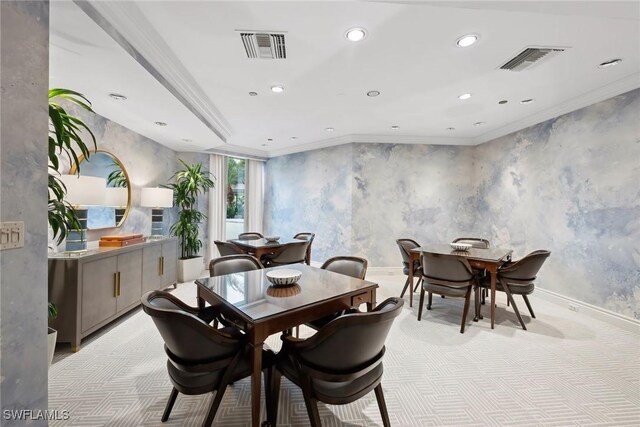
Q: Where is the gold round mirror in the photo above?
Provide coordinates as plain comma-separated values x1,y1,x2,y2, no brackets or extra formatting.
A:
69,150,131,230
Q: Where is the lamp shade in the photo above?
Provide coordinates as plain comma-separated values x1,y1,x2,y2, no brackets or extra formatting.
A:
59,174,106,206
141,187,173,208
105,187,128,207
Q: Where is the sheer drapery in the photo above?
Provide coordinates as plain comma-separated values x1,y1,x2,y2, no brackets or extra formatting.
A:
244,159,264,235
208,154,227,260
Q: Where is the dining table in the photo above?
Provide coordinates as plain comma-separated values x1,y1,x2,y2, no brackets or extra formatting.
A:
408,244,513,329
195,264,378,427
229,237,311,265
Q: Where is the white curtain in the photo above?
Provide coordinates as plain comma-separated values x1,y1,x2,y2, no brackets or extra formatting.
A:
244,159,265,234
208,154,227,261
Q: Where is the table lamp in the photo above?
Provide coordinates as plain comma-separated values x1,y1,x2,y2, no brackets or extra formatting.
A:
141,187,173,237
59,174,107,252
105,187,129,224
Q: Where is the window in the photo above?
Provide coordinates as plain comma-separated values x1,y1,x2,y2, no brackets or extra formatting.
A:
225,157,245,238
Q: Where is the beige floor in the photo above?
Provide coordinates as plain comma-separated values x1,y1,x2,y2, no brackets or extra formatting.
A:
49,273,640,426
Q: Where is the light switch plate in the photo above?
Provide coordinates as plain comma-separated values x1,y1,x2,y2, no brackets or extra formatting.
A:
0,221,24,250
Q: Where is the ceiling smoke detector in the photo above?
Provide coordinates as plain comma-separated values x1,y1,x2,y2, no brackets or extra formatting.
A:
155,121,167,127
499,46,567,71
239,31,287,59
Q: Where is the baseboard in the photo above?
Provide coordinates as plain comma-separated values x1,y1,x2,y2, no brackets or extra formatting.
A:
535,287,639,334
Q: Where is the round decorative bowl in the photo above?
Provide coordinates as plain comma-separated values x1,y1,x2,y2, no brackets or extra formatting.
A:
265,236,280,242
450,242,472,251
266,269,302,286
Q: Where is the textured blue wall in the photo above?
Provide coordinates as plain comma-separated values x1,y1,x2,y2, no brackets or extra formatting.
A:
264,89,640,319
474,89,640,319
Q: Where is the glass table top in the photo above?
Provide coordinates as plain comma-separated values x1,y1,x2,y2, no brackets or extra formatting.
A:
228,237,306,249
195,264,377,321
410,243,513,262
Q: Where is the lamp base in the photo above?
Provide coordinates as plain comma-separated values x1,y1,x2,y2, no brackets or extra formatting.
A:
65,208,88,252
151,208,164,236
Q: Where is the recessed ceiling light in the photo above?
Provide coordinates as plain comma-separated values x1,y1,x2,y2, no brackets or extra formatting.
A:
498,100,508,105
446,127,455,131
181,138,193,143
458,93,472,100
391,125,399,130
345,28,366,42
325,127,334,132
367,90,381,97
249,91,258,96
520,99,535,104
270,85,285,93
155,121,167,126
109,93,127,101
598,58,622,68
456,34,479,47
474,121,485,126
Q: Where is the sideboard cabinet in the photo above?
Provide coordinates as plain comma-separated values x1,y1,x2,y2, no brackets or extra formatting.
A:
48,237,178,351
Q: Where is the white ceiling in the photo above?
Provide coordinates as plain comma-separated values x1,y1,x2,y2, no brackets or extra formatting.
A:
50,1,640,158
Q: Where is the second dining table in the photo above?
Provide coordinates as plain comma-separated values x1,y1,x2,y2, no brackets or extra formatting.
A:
229,237,311,265
408,243,513,329
195,264,378,427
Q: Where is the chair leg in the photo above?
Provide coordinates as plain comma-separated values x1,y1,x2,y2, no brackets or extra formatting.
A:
302,389,322,427
504,288,526,330
413,277,422,292
460,287,472,334
161,387,178,422
266,368,281,425
400,276,410,298
427,292,433,310
417,287,425,321
295,326,300,338
374,384,391,427
202,385,227,427
522,295,536,318
481,288,486,305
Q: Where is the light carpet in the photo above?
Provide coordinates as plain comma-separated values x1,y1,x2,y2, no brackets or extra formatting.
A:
49,274,640,426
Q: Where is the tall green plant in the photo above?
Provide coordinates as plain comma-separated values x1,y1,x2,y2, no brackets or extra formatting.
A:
166,160,215,259
48,88,97,244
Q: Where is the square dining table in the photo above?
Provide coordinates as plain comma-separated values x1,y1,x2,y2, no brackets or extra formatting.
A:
229,237,311,265
408,244,513,329
195,264,378,427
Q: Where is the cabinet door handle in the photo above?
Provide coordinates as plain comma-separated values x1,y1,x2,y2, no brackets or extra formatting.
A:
159,256,162,276
161,256,164,276
117,271,121,296
113,272,118,298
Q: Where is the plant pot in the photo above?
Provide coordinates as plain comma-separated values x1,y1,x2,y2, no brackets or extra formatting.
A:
178,256,204,282
47,327,57,368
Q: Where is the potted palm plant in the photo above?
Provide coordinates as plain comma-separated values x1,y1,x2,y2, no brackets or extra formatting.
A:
166,160,215,282
48,88,96,365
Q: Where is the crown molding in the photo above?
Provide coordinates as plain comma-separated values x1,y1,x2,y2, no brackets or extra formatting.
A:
474,73,640,145
266,133,474,157
74,0,232,143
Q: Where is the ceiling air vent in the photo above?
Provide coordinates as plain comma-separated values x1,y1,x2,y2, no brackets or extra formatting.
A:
240,32,286,59
500,46,567,71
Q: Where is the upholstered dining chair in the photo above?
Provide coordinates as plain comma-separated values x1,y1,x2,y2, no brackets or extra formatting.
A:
418,252,478,333
452,237,491,303
141,291,274,426
209,254,263,277
301,256,369,334
396,238,423,299
214,240,244,257
478,250,551,330
238,232,264,240
293,232,315,264
452,237,491,249
261,240,310,266
266,297,404,427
